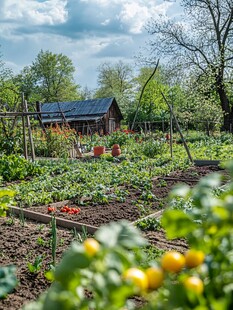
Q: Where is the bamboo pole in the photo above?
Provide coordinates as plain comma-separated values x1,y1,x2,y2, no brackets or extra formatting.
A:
0,109,74,117
21,93,28,159
170,106,173,159
161,91,193,163
24,99,35,161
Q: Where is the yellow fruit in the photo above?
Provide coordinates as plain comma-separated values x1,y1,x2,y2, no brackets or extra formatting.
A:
184,276,204,294
124,268,148,291
146,267,164,289
161,251,185,273
185,249,205,268
83,238,100,256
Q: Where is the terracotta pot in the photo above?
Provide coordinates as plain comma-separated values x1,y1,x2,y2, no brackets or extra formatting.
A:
165,133,170,140
111,144,121,157
93,146,105,157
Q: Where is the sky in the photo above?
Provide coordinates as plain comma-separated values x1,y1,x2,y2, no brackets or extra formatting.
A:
0,0,182,90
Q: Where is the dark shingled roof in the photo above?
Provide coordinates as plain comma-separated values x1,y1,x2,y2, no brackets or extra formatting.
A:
41,97,123,123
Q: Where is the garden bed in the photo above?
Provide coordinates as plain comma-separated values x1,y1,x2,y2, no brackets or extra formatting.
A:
0,165,226,310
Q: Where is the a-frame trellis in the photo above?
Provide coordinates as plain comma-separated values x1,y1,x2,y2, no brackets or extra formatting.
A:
0,94,80,160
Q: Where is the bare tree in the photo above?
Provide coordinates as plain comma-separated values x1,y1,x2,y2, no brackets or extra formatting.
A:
147,0,233,131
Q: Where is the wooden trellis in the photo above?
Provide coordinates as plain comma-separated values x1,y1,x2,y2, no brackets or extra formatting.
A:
0,94,80,160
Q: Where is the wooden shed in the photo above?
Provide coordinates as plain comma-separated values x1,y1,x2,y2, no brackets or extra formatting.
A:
37,97,123,134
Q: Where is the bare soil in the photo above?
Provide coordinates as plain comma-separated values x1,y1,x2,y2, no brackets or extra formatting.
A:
0,165,225,310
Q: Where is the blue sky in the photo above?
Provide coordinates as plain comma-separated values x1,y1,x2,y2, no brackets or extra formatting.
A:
0,0,181,89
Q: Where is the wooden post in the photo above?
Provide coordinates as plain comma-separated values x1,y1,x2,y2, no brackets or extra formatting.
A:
161,91,193,163
162,118,165,133
24,99,35,161
21,93,28,159
36,101,46,131
206,121,210,136
170,107,173,159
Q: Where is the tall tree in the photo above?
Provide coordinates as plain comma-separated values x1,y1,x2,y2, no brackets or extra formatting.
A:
0,51,22,153
31,50,80,102
147,0,233,131
95,61,134,117
131,66,171,123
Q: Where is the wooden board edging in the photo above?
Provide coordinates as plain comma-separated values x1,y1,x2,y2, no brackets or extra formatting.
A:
131,209,164,225
8,206,98,234
8,205,164,233
194,159,220,166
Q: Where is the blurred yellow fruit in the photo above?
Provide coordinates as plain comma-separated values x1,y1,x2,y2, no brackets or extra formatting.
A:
146,267,164,289
184,276,204,294
161,251,185,273
124,268,148,291
83,238,100,256
185,249,205,268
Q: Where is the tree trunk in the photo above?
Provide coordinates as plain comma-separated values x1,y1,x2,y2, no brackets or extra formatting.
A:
217,82,232,132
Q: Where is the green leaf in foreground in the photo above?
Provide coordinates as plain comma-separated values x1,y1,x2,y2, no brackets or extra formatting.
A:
95,220,148,249
0,265,18,299
161,209,197,239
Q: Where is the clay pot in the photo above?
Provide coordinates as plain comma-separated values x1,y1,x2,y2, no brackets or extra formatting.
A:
111,144,121,157
93,146,105,157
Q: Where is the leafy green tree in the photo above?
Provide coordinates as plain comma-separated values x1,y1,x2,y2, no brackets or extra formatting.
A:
95,61,134,118
178,74,223,132
31,50,80,103
0,52,22,153
147,0,233,131
14,66,39,103
130,67,169,123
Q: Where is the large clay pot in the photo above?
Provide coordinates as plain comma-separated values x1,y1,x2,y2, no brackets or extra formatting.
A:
93,146,105,157
111,144,121,157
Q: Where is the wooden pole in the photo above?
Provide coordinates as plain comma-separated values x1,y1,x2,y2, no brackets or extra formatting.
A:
131,59,159,130
161,91,193,163
24,99,35,161
21,93,28,159
170,106,173,159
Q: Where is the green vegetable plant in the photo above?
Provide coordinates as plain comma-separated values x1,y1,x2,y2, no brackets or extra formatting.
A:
141,139,167,158
136,217,161,231
0,154,43,182
24,162,233,310
0,188,15,217
27,255,44,274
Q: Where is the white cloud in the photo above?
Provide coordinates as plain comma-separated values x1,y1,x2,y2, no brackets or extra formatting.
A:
118,1,173,34
1,0,68,25
101,19,110,26
0,0,180,89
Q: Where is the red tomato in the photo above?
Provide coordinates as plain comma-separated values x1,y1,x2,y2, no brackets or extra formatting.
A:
48,207,56,213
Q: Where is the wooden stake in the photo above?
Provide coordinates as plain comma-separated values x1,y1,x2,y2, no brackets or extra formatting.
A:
170,106,173,159
24,99,35,161
21,93,28,159
161,91,193,163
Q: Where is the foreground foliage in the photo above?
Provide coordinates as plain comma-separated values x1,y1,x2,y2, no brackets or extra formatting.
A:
0,189,17,299
24,162,233,309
